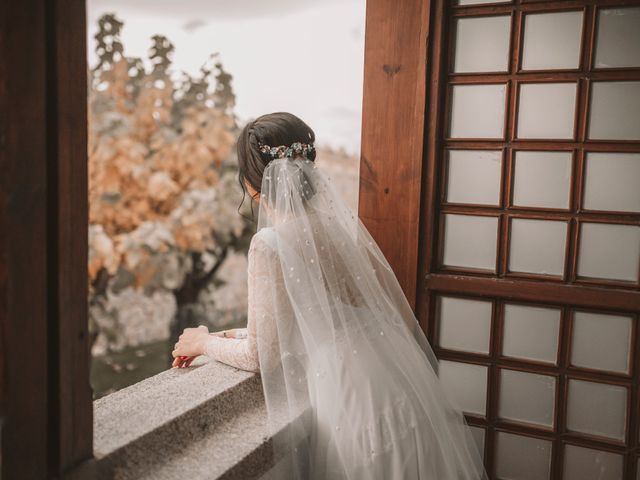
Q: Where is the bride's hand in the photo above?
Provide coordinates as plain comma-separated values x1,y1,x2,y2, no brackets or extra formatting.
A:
172,355,195,368
172,325,209,360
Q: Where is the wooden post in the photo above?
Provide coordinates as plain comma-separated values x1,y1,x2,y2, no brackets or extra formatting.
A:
358,0,432,309
0,0,92,477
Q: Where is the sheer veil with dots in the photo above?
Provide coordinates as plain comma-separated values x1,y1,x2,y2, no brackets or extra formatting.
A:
253,156,487,479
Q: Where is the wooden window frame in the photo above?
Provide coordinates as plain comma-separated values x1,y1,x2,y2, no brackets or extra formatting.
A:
423,0,640,477
360,0,640,477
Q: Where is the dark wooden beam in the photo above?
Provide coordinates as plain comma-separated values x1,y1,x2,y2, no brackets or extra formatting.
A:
0,0,7,423
0,0,92,477
51,0,93,472
358,0,432,309
426,273,640,315
1,1,50,477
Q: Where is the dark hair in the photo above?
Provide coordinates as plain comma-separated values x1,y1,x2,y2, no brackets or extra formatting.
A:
236,112,316,215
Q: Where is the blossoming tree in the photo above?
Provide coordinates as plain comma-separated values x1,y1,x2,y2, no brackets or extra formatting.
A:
88,14,254,362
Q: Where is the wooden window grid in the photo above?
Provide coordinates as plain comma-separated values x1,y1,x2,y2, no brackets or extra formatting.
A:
417,0,640,478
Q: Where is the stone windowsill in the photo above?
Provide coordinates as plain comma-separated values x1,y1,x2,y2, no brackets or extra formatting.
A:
67,356,280,480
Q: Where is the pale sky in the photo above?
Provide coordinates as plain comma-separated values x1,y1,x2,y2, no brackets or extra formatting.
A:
87,0,367,155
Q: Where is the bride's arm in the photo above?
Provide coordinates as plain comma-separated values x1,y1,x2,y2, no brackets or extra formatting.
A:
209,328,247,339
173,232,283,373
202,324,258,373
170,327,247,368
201,233,280,373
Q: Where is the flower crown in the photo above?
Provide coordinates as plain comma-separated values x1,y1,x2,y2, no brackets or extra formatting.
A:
258,141,315,160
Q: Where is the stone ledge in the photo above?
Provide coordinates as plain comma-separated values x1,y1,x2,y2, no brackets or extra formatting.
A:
68,356,278,480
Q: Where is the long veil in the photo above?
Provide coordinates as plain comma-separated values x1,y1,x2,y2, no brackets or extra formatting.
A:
254,156,487,479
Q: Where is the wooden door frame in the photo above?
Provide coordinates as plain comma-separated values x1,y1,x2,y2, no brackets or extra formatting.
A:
0,0,92,477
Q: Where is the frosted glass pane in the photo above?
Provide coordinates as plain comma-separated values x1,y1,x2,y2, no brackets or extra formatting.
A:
578,223,640,282
517,83,577,139
442,214,498,271
454,16,511,73
446,150,502,205
509,219,567,276
595,7,640,68
469,426,485,458
456,0,510,5
498,369,555,427
564,445,623,480
567,379,627,441
513,151,572,209
588,81,640,140
438,360,487,416
437,296,492,354
502,303,560,364
450,84,507,139
571,311,633,374
584,152,640,213
522,11,583,70
495,432,552,480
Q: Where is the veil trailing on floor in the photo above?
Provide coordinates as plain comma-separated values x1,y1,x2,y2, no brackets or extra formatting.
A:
253,156,487,479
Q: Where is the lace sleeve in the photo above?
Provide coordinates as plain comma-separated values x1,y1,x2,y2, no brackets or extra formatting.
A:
203,231,282,373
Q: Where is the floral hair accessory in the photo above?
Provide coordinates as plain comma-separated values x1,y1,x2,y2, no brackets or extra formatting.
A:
258,141,315,160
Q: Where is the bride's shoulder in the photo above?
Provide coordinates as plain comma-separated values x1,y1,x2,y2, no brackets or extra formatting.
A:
250,227,277,253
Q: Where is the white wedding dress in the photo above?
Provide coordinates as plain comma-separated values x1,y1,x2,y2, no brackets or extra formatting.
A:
204,157,487,479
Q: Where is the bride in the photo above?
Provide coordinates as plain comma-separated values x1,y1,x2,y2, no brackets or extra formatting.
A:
171,112,487,479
